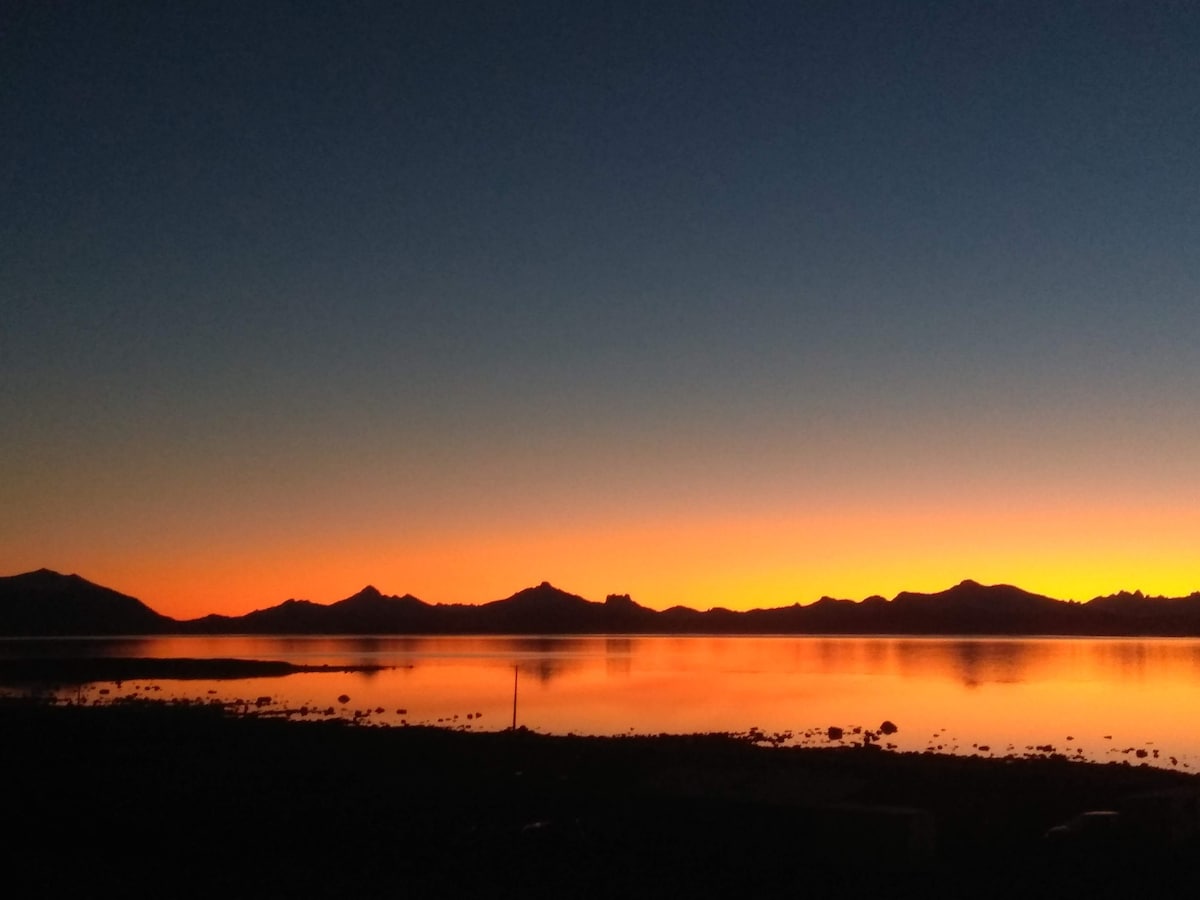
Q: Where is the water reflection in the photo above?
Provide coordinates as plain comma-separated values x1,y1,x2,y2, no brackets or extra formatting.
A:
891,639,1042,688
3,635,1200,768
8,635,1200,687
605,638,633,676
0,636,158,658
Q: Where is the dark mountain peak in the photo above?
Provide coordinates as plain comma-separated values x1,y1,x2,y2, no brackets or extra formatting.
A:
17,568,86,586
278,598,320,609
472,582,601,632
604,593,644,611
811,595,852,608
0,569,170,635
886,580,1066,635
491,582,591,609
329,585,427,612
1095,589,1146,602
4,568,123,598
1085,590,1200,618
336,586,380,604
936,579,1023,600
895,580,1049,604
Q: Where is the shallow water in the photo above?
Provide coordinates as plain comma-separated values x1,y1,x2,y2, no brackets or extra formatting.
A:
3,634,1199,768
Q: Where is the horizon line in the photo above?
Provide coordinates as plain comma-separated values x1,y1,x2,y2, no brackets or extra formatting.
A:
9,568,1200,622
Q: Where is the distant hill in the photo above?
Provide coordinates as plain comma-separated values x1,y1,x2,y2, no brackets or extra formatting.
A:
4,569,1200,637
180,582,661,635
0,569,173,636
185,585,436,635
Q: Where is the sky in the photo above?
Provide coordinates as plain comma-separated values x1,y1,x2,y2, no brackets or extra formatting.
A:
3,2,1199,619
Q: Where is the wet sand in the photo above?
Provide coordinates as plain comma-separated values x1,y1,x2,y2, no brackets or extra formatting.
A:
3,694,1199,899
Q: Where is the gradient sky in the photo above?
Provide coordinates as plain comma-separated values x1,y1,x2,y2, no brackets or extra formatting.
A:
4,2,1199,619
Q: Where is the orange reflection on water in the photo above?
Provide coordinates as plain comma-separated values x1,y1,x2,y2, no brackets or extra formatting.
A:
6,635,1200,768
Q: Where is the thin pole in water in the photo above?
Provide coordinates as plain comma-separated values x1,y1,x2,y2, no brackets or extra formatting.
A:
511,664,518,730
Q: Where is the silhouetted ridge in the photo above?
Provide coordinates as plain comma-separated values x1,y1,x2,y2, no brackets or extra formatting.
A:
475,582,647,632
604,593,646,613
7,569,1200,636
185,586,435,634
1083,589,1200,634
886,580,1072,634
485,582,591,611
0,569,171,636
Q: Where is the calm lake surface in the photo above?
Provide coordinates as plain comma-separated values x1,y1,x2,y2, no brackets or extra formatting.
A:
3,634,1199,769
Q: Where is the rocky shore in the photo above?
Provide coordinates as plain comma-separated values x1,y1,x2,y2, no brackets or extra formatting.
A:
3,695,1199,898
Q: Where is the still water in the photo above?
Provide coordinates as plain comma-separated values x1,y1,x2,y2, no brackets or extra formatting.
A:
4,635,1200,768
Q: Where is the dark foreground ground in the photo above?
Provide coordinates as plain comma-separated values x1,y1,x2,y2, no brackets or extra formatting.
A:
3,698,1199,899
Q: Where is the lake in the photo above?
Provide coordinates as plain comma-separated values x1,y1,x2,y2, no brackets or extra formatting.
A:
3,634,1199,769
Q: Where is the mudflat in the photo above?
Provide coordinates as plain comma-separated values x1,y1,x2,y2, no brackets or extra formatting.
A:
3,697,1198,899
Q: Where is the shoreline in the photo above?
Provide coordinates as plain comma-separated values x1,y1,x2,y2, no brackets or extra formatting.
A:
0,655,390,683
2,650,1195,771
4,695,1199,897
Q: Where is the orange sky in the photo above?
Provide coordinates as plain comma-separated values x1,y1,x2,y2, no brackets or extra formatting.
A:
5,395,1198,620
8,489,1198,620
4,4,1200,626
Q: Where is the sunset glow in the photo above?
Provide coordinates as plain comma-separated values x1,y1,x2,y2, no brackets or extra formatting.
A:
9,492,1198,619
4,4,1198,620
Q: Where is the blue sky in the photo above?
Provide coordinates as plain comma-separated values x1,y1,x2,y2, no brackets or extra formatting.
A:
4,2,1199,614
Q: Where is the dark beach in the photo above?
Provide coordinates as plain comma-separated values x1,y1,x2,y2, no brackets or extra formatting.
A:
4,683,1199,899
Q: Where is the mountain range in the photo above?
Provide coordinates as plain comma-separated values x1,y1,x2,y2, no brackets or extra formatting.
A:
4,569,1200,637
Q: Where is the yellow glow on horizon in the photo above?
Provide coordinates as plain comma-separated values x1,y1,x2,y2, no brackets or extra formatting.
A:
22,495,1197,620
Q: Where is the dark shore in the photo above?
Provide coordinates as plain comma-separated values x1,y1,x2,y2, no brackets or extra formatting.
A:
0,655,390,684
4,695,1199,899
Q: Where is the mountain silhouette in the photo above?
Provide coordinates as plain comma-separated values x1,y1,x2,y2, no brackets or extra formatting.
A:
883,580,1075,634
471,582,657,633
185,585,438,635
4,569,1200,637
0,569,172,635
